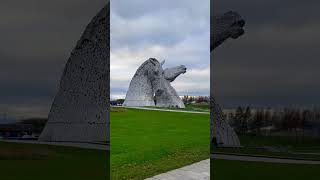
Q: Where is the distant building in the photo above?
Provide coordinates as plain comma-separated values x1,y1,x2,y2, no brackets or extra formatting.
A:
0,124,34,139
111,99,124,106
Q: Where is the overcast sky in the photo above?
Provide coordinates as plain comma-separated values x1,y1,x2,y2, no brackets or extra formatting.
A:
212,0,320,107
0,0,106,121
110,0,210,100
1,0,320,122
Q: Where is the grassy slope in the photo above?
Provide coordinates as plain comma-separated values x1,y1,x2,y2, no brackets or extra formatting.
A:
0,142,109,180
213,135,320,179
213,136,320,160
185,103,209,112
212,159,320,180
111,108,209,180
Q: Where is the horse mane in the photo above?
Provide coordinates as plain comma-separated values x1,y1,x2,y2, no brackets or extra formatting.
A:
134,58,159,76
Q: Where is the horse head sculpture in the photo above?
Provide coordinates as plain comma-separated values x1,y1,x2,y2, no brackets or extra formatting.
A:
123,58,163,107
123,58,186,108
163,65,187,82
39,4,109,142
154,62,186,108
210,11,245,147
211,11,245,51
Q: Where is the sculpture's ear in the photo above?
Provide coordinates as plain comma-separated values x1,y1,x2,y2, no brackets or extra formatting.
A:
160,60,165,66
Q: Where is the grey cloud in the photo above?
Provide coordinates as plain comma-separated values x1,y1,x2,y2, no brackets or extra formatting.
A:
0,0,106,121
212,0,320,107
112,0,209,20
212,0,320,27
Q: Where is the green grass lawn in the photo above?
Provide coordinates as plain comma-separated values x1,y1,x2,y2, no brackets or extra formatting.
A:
213,136,320,160
212,159,320,180
212,134,320,178
211,136,320,165
185,103,209,112
0,142,109,180
111,108,209,179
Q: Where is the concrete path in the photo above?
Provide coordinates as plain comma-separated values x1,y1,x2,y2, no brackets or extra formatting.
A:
145,159,210,180
0,139,109,150
118,106,209,114
211,154,320,165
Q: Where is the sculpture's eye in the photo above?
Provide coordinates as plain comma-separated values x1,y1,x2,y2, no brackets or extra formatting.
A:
154,67,160,75
155,89,164,96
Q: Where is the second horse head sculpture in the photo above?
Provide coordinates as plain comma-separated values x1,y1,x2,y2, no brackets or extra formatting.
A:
123,58,187,108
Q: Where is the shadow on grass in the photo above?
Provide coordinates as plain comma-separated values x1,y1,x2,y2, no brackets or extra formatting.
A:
0,142,110,180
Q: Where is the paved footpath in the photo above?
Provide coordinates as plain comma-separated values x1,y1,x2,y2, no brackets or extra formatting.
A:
117,106,210,114
145,159,210,180
212,154,320,165
0,139,109,150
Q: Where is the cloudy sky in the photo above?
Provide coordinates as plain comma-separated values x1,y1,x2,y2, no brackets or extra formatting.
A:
110,0,210,100
1,0,320,122
212,0,320,107
0,0,106,121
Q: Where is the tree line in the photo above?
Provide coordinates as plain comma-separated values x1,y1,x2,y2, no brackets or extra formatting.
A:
225,106,320,139
182,95,210,104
